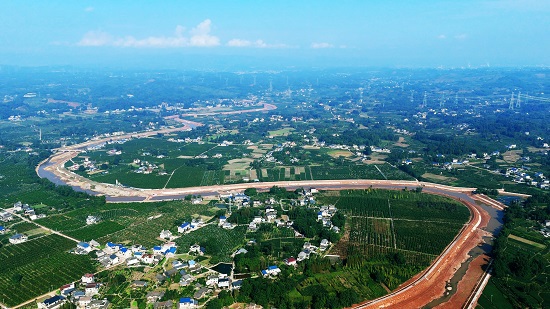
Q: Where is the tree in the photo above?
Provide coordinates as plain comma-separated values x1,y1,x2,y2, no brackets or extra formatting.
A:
244,188,258,196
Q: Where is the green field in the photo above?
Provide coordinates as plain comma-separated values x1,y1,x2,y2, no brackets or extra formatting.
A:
0,234,96,307
331,189,470,268
175,225,247,263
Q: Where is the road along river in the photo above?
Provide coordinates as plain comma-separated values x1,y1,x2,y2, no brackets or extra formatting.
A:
35,117,506,308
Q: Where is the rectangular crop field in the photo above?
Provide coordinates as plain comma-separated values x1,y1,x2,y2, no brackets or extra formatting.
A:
0,234,96,307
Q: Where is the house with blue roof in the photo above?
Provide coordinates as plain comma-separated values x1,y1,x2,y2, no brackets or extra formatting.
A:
153,246,163,255
40,295,65,309
179,297,198,308
178,222,191,233
262,265,281,276
0,226,5,234
164,246,177,257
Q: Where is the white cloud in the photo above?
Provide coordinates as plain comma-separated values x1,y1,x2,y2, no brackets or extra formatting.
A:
227,39,252,47
454,33,468,40
311,42,334,49
76,19,220,48
437,34,447,39
189,19,220,47
85,6,94,12
77,31,112,46
227,39,288,48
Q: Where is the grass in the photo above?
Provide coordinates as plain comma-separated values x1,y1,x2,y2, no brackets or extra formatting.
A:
508,234,546,249
476,279,515,309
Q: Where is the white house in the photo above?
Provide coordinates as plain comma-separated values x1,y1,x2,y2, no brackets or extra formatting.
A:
142,254,155,264
85,283,100,296
160,229,173,240
81,273,95,284
206,275,218,286
38,295,66,309
262,265,281,277
9,233,28,244
320,239,330,251
179,297,198,309
126,257,140,266
86,216,99,225
77,242,93,253
78,296,92,308
218,278,230,288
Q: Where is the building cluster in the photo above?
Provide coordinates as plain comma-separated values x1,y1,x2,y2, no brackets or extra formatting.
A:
37,273,108,309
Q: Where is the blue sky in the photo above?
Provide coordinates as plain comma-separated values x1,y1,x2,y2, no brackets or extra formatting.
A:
0,0,548,68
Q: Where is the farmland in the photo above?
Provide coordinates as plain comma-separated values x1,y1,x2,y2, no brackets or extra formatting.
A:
323,189,470,289
0,234,96,307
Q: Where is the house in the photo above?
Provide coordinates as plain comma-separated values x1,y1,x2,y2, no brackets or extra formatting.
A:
218,278,230,288
146,291,165,303
188,260,201,273
320,239,330,251
231,280,243,290
160,229,173,240
284,257,297,266
164,246,177,257
13,201,23,212
88,299,110,309
38,295,66,309
233,248,248,256
9,233,28,244
78,296,92,308
189,244,204,255
59,283,75,295
81,273,95,284
0,212,13,222
105,242,120,253
89,239,101,249
127,257,140,266
297,251,309,261
0,226,5,234
180,274,194,286
263,265,281,276
193,287,210,299
109,254,119,264
222,222,235,229
119,247,132,258
178,222,191,233
218,216,227,226
253,216,263,224
179,297,198,308
131,280,148,288
172,260,186,270
192,197,203,204
86,216,100,225
85,283,100,296
142,254,155,264
206,275,218,286
77,242,92,253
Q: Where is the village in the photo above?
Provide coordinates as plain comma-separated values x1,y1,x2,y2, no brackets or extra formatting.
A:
1,188,341,309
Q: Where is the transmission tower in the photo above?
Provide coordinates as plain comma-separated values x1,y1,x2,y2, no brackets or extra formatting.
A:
516,92,521,108
359,88,364,104
454,93,458,105
509,92,515,110
410,90,415,104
